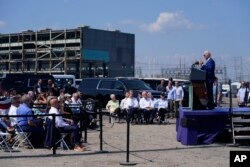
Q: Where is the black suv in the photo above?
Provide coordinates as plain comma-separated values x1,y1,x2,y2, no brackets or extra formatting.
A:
78,78,161,106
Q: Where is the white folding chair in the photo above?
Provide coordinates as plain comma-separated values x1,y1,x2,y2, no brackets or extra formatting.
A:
45,118,70,150
55,133,70,150
12,124,34,150
0,131,12,153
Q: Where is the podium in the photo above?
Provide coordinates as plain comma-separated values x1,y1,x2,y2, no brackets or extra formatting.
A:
189,66,208,110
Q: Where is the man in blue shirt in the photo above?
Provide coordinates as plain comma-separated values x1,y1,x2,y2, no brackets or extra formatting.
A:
16,94,44,147
199,50,216,109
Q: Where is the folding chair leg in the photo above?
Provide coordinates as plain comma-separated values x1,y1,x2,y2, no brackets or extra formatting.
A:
13,132,34,150
55,134,70,150
0,132,12,153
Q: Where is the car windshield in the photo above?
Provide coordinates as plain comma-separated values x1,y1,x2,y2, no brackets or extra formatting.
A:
122,80,152,90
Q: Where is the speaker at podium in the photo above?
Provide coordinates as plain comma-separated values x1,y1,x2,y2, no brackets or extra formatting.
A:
189,65,208,110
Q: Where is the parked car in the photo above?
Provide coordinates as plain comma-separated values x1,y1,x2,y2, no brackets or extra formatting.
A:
75,79,82,89
53,75,76,89
78,77,162,107
0,73,55,94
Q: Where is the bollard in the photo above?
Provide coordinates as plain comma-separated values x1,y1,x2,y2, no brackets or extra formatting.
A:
120,109,137,166
52,114,56,155
84,109,88,143
95,103,108,153
100,109,103,151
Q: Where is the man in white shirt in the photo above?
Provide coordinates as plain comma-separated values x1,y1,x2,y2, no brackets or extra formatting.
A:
147,92,157,124
0,96,14,133
156,92,168,124
8,95,21,126
124,90,139,123
237,81,249,107
139,91,154,124
166,81,176,118
174,81,184,113
120,91,130,117
49,98,85,152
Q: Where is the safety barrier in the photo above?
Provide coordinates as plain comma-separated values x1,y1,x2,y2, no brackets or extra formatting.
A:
0,99,136,165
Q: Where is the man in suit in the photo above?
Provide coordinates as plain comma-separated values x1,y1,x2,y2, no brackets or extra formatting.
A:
199,50,216,109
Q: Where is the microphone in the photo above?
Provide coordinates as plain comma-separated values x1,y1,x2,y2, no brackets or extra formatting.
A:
193,61,199,65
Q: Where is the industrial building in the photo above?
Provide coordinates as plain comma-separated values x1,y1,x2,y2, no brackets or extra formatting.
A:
0,26,135,78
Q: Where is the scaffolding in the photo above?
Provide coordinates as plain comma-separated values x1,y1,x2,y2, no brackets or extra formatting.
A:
0,28,82,77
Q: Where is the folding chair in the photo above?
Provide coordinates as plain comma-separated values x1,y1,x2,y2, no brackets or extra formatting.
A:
0,130,12,153
12,124,34,150
55,133,70,150
45,118,70,150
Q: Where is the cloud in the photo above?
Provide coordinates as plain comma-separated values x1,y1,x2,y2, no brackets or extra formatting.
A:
121,19,142,25
0,20,6,28
141,12,194,33
122,11,205,33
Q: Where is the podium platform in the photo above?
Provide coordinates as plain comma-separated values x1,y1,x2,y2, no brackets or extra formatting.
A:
176,107,228,145
176,107,250,145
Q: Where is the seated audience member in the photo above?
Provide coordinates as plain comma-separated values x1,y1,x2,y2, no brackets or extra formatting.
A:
67,92,83,124
70,93,82,105
106,94,120,115
58,90,65,102
124,90,139,123
156,92,168,124
33,93,47,115
69,93,82,113
16,94,45,147
49,98,85,152
5,95,21,143
139,91,155,124
64,93,72,105
147,92,157,123
120,91,130,117
8,95,21,126
0,96,14,133
27,91,36,103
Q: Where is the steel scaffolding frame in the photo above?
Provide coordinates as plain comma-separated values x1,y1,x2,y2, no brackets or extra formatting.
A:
0,28,82,77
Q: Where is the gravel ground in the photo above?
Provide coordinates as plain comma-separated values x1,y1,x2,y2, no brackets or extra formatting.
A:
1,97,247,167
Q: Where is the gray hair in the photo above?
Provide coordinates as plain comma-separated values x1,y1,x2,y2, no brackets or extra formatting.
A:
203,50,211,57
21,94,31,104
110,94,115,98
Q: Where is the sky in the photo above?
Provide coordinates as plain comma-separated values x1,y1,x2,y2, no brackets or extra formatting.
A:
0,0,250,81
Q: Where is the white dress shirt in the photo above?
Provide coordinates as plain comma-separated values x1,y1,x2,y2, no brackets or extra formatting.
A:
124,97,139,109
175,86,184,101
120,98,127,110
49,106,69,127
8,105,17,126
139,98,152,109
156,99,168,110
237,88,249,103
70,98,82,105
